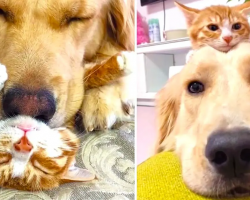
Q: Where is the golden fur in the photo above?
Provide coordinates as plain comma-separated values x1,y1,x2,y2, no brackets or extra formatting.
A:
175,1,250,52
0,0,134,130
155,43,250,197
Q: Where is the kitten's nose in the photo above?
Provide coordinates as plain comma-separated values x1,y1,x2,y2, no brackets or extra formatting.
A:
17,126,33,132
14,136,33,152
223,36,233,44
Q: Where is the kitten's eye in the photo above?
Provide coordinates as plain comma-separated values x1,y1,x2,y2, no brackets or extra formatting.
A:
207,24,219,31
232,23,241,30
188,81,204,94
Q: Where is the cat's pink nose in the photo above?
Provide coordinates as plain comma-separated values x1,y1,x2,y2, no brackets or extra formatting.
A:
14,136,33,152
17,126,33,133
223,36,232,44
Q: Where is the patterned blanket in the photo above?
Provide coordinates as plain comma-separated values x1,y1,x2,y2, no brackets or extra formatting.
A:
0,121,135,200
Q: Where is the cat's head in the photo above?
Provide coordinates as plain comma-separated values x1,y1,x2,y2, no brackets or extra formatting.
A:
175,1,250,51
0,116,83,191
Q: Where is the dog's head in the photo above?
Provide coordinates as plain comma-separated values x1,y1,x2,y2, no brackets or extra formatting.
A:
156,43,250,197
0,0,134,127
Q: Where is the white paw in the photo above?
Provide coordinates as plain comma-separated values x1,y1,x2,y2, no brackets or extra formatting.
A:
0,64,7,90
117,51,136,75
106,114,117,129
186,50,194,63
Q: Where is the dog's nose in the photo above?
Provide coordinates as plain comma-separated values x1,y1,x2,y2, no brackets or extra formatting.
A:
2,88,56,123
205,127,250,178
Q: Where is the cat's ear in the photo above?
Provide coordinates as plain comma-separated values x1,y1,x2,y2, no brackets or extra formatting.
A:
174,1,200,27
234,2,250,16
61,166,95,182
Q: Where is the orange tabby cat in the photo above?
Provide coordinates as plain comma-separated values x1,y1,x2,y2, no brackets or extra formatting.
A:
175,1,250,61
0,116,95,191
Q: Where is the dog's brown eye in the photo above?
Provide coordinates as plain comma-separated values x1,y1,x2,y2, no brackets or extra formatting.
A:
232,23,241,30
188,81,204,94
207,24,219,31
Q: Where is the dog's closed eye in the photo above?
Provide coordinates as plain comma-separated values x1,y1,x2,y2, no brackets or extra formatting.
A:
0,8,13,22
65,15,93,25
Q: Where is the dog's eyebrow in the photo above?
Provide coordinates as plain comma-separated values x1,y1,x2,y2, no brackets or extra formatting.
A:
44,0,99,27
183,59,220,84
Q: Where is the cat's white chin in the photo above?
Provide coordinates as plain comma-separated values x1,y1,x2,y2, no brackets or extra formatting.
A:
212,44,236,52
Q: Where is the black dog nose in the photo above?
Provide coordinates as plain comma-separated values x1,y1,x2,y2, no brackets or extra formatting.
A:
205,127,250,178
2,87,56,123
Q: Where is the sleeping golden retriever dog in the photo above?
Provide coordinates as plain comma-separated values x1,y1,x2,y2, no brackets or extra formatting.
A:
155,43,250,198
0,0,134,129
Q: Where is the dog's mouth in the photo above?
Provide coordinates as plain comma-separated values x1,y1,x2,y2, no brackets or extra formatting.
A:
225,187,250,197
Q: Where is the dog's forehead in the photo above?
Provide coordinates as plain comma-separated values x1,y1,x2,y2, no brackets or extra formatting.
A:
227,42,250,83
183,46,224,77
37,0,103,12
0,0,106,18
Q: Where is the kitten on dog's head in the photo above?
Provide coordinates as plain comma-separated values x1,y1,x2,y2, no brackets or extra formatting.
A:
175,1,250,52
0,115,95,191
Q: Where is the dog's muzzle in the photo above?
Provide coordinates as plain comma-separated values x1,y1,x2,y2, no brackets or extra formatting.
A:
2,87,56,123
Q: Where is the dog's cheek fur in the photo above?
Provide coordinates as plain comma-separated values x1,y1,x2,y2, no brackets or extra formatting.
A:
154,74,182,154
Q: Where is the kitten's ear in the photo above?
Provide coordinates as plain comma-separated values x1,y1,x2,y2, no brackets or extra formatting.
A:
174,1,200,27
62,166,95,182
234,2,250,16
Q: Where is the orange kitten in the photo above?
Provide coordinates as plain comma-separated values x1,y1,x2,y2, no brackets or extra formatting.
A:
0,116,95,191
175,2,250,61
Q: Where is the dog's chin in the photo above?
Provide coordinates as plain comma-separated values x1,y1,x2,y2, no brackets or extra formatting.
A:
224,187,250,198
185,174,250,198
190,186,250,198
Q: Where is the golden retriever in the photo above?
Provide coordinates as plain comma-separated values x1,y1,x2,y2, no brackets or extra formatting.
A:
155,42,250,198
0,0,134,130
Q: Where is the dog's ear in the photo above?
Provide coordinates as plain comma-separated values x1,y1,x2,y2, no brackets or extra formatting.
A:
107,0,135,51
154,73,181,154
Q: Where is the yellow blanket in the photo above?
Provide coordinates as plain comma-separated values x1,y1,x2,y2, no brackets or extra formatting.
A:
137,152,250,200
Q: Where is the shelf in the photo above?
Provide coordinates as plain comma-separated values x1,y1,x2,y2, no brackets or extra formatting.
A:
137,92,156,100
137,98,155,107
137,93,156,107
137,38,191,54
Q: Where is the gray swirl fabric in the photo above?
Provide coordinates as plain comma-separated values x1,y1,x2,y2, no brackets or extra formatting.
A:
0,121,135,200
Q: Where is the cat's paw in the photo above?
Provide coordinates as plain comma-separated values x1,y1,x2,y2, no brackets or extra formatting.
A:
117,51,135,75
186,50,194,63
0,64,8,90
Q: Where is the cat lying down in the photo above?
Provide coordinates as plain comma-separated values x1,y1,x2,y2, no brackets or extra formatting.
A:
0,115,95,191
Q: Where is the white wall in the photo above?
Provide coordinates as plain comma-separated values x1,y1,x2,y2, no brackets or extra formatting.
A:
137,0,245,41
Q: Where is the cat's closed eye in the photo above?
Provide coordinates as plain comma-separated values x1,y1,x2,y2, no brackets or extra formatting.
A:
0,154,11,164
